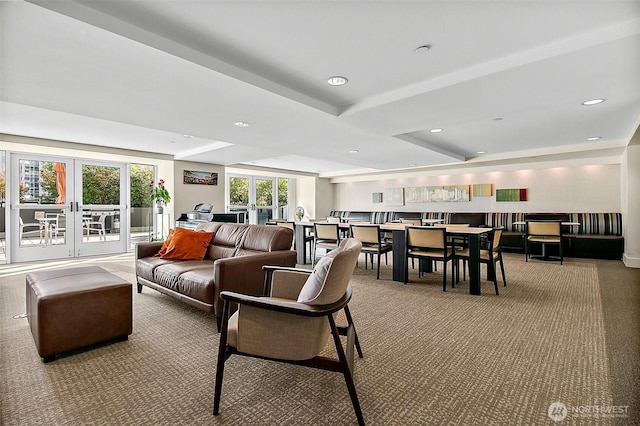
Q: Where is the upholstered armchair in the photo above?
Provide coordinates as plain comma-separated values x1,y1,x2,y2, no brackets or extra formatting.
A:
213,238,365,426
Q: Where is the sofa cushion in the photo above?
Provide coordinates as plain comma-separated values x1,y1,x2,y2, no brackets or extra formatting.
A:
176,269,216,304
135,256,177,282
160,228,214,260
153,260,214,293
237,224,293,255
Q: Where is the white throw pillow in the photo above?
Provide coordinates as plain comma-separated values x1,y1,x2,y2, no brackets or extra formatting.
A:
297,255,335,303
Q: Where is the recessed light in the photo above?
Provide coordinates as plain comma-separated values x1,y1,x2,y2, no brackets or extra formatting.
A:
493,117,503,121
348,150,359,153
183,134,193,138
327,76,348,86
476,151,486,154
429,128,443,133
582,99,605,106
234,121,250,127
408,163,418,167
414,45,431,53
587,136,601,141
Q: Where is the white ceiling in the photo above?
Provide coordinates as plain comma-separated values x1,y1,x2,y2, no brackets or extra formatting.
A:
1,0,639,176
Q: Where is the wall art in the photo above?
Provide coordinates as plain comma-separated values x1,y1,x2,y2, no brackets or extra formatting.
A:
183,170,218,185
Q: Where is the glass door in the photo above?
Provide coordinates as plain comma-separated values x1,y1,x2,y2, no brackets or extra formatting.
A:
254,177,276,225
227,175,277,224
10,154,74,262
74,160,128,257
9,154,128,262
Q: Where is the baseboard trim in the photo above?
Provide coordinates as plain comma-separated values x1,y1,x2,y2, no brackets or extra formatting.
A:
623,254,640,268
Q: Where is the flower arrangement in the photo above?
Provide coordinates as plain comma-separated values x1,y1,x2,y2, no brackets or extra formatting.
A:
151,179,171,205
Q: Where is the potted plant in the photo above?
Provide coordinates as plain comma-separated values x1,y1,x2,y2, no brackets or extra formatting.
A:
151,179,171,213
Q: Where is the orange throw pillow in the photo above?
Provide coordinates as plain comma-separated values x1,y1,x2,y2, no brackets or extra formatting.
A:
157,228,176,256
160,228,214,260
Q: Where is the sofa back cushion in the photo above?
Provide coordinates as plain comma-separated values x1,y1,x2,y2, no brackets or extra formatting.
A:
237,224,293,255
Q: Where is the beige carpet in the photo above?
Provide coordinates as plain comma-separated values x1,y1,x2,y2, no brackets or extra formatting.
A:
0,253,632,425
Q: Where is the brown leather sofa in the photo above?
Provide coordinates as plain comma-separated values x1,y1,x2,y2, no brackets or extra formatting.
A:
135,222,296,330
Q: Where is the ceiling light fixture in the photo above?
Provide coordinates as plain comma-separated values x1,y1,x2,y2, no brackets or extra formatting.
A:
429,128,443,133
476,151,486,154
234,121,250,127
327,76,348,86
414,45,431,53
348,150,359,153
586,136,601,141
493,117,503,121
582,98,605,106
183,134,193,138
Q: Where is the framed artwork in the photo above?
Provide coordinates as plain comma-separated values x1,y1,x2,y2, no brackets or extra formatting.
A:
372,192,383,203
425,185,470,202
404,187,426,203
183,170,218,185
472,183,493,197
384,188,404,206
496,188,527,201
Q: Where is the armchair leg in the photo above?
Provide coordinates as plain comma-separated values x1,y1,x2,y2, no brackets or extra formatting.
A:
213,302,231,415
343,305,363,358
328,315,365,426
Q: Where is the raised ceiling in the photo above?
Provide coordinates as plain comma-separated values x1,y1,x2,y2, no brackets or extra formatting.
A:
1,0,639,175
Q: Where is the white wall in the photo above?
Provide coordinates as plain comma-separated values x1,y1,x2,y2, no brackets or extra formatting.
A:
622,145,640,267
333,164,621,213
173,161,225,215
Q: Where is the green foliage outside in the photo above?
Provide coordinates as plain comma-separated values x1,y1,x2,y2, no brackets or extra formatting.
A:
33,162,153,207
229,177,288,208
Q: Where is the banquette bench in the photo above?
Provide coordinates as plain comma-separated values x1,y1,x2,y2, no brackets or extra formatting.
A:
329,211,624,260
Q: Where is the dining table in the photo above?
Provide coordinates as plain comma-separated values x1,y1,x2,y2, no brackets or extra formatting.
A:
294,222,492,295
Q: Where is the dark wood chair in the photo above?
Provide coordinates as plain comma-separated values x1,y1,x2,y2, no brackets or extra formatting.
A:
213,239,365,426
349,224,392,279
312,222,341,266
405,226,454,291
455,228,507,295
525,220,563,264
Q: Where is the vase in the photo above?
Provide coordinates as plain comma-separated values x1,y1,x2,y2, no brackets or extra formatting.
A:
156,204,164,214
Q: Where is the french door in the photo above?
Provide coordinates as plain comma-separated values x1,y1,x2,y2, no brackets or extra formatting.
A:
10,153,128,262
228,175,277,225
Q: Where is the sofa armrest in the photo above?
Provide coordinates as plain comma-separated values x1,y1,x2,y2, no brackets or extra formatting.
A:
135,241,164,260
213,251,297,314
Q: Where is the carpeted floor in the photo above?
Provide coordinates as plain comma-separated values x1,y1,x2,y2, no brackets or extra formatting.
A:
0,253,638,425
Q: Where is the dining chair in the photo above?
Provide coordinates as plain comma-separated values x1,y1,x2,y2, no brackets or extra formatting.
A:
278,221,313,262
454,228,506,295
400,218,422,226
214,238,365,425
312,222,341,266
349,224,392,279
405,226,454,291
19,217,45,245
525,220,563,264
84,212,108,241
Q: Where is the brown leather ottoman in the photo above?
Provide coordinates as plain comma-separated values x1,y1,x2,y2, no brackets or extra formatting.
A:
26,266,132,362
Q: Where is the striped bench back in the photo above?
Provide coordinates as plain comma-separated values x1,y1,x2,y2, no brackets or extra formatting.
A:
568,213,623,236
486,213,525,232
